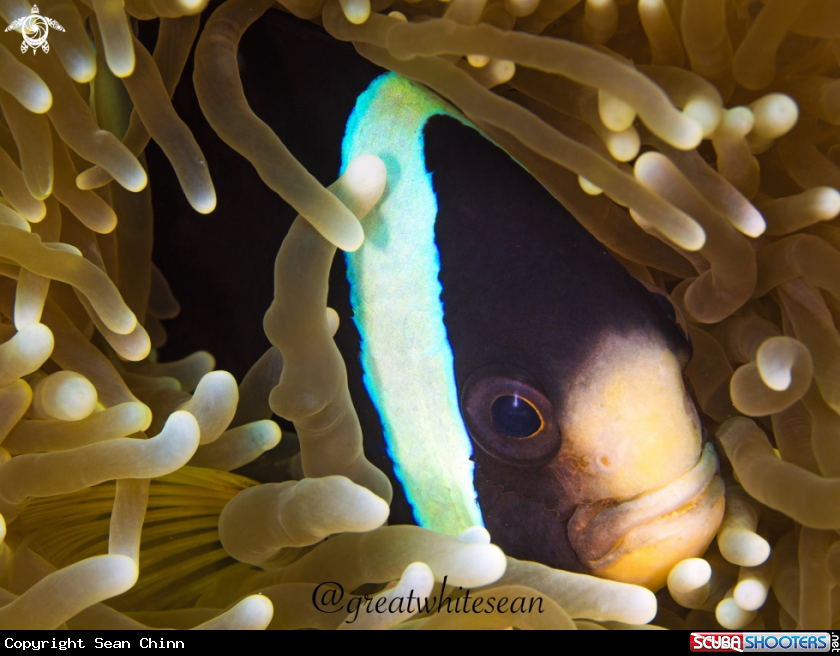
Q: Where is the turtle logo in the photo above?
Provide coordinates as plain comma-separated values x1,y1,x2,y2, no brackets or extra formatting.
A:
4,5,64,54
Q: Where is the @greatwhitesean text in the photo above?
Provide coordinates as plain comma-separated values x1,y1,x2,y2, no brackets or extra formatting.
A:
312,576,546,625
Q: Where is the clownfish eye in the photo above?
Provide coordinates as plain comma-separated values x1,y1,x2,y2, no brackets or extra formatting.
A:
491,395,542,438
461,365,561,467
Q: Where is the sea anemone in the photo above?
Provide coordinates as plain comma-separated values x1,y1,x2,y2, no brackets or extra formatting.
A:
0,0,838,630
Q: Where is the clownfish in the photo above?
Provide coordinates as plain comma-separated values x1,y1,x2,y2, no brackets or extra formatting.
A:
154,7,725,591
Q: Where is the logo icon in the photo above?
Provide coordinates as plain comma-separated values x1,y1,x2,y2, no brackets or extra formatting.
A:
691,632,833,653
4,5,64,54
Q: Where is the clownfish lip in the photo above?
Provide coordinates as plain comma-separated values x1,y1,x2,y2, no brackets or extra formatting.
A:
566,442,722,567
581,476,725,589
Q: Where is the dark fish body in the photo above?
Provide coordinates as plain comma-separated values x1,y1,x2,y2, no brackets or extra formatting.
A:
149,8,723,589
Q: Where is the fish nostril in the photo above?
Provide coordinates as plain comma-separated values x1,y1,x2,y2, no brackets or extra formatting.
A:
600,456,611,467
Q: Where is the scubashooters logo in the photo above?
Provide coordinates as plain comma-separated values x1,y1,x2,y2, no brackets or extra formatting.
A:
4,5,64,54
690,632,835,653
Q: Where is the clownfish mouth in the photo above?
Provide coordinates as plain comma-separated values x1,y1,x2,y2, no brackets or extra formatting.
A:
567,442,725,590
